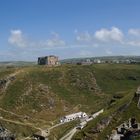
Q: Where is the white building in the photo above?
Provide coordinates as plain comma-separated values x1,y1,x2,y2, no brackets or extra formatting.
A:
60,112,88,123
81,59,93,65
94,59,101,64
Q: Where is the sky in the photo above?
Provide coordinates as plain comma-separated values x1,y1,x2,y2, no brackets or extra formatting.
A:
0,0,140,61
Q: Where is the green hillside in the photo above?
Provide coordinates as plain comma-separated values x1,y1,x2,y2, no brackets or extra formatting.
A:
0,64,140,139
73,90,140,140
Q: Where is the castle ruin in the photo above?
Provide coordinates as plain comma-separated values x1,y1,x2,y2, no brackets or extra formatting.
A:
38,55,60,66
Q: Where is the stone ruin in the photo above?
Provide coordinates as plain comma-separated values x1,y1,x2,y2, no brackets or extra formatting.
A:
109,118,140,140
0,124,15,140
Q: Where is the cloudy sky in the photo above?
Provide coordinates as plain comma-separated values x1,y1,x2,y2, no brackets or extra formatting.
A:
0,0,140,61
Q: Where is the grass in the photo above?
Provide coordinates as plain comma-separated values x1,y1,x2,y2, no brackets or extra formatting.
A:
0,64,140,139
92,64,140,94
49,120,79,140
0,120,36,138
0,67,17,79
73,90,140,140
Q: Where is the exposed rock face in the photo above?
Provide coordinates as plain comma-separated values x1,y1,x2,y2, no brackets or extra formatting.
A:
0,79,7,88
0,76,16,93
48,97,55,109
0,126,15,140
38,84,50,93
81,90,140,140
89,116,113,134
90,73,101,93
128,76,137,80
109,118,140,140
88,102,131,135
69,71,101,94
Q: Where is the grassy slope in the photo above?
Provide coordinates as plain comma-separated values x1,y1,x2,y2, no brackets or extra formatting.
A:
0,65,109,117
49,120,79,140
96,94,140,140
93,64,140,94
73,64,140,140
0,67,17,78
0,64,140,138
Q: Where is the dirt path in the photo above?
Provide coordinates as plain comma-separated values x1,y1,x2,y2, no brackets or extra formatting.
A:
60,127,77,140
0,116,42,131
137,96,140,109
0,107,23,118
4,70,24,90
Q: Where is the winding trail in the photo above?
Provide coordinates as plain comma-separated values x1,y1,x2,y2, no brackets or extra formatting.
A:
60,127,77,140
0,117,42,131
1,69,24,92
0,107,23,118
137,96,140,109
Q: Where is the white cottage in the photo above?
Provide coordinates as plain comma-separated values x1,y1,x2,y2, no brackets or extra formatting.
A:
60,112,87,123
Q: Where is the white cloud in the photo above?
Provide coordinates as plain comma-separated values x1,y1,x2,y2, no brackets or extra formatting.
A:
45,32,65,47
74,29,78,34
7,30,66,61
8,30,65,48
8,30,27,48
126,29,140,47
46,38,65,47
6,27,140,61
74,27,140,48
51,31,59,37
75,27,124,46
127,41,140,47
76,31,93,42
128,29,140,36
94,27,124,43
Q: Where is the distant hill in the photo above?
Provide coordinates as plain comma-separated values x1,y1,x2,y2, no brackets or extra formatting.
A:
0,61,36,67
61,56,140,64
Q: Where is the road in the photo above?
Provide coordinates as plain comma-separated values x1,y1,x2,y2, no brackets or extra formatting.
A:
49,122,65,130
60,127,77,140
59,109,104,140
0,116,42,131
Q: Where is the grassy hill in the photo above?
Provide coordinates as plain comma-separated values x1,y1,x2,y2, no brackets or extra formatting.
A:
0,64,140,139
73,90,140,140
